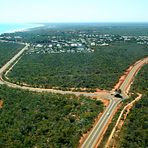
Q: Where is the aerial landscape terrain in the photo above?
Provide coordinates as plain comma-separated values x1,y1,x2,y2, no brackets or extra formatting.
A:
0,23,147,148
0,0,148,147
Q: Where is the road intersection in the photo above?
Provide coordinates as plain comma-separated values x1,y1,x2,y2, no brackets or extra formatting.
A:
0,43,147,148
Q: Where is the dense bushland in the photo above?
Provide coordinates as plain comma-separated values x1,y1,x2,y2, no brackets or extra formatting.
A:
0,86,103,147
8,42,148,90
0,42,24,67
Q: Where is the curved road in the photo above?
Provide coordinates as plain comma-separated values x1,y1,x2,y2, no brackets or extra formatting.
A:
0,44,111,99
0,43,147,148
119,58,148,96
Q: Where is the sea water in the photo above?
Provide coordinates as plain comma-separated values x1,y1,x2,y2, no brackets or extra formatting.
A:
0,23,43,35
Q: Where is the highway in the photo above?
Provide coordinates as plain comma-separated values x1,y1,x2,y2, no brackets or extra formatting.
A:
81,57,148,148
81,97,120,148
105,93,142,148
119,58,148,94
0,43,147,148
0,43,29,78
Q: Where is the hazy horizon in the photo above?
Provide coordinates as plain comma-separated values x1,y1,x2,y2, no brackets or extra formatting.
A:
0,22,148,24
0,0,148,23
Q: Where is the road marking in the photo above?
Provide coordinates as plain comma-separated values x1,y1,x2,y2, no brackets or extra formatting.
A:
81,98,114,147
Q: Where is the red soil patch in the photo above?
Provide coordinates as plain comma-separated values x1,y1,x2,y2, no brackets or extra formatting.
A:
96,89,110,94
90,95,109,106
0,100,3,108
118,120,124,129
101,99,109,107
96,89,105,92
113,75,126,90
113,65,133,91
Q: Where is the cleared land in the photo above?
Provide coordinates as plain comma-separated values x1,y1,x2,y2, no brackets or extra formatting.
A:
7,42,148,90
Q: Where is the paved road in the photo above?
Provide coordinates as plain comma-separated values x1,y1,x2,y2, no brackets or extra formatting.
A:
0,44,111,99
119,58,148,95
0,43,29,77
105,93,142,148
81,97,120,148
0,43,147,148
81,57,148,148
0,77,111,98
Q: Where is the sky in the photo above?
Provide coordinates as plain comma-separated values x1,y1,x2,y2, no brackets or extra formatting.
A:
0,0,148,23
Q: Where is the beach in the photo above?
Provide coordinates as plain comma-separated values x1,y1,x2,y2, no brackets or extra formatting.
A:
0,24,44,35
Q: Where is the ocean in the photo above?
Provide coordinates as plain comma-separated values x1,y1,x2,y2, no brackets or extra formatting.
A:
0,23,43,35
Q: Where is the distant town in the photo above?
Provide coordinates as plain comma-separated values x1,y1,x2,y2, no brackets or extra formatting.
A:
0,23,148,148
0,29,148,54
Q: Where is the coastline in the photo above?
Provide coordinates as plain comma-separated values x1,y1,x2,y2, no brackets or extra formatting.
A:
0,24,45,35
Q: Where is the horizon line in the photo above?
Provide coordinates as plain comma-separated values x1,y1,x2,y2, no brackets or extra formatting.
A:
0,21,148,24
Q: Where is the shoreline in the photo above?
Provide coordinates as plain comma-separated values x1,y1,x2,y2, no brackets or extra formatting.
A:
0,24,45,35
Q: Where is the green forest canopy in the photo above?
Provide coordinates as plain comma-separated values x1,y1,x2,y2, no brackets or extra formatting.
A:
0,86,103,147
0,42,24,67
8,42,148,90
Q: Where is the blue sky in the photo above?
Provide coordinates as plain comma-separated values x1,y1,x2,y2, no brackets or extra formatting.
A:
0,0,148,23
